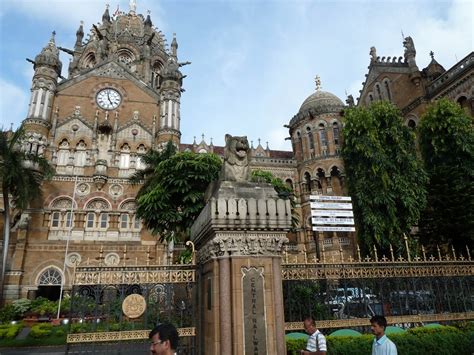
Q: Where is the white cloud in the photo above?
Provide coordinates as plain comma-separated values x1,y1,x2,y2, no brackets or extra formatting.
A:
0,78,28,129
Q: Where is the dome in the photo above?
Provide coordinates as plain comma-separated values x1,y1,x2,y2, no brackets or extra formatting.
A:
299,90,344,113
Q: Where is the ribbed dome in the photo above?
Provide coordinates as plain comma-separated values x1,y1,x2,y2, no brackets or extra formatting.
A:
299,90,344,113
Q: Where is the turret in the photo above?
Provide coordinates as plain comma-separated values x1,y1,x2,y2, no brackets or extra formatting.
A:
156,34,187,147
23,31,62,155
26,31,61,121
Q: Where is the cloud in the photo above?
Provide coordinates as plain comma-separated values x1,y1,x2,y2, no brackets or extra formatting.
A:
0,78,28,129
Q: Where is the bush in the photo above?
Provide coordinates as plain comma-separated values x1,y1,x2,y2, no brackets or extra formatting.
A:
0,304,18,323
286,339,307,354
12,299,31,318
30,323,53,338
30,298,57,317
0,323,23,339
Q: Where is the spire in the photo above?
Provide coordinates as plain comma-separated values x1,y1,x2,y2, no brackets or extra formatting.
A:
102,4,111,23
430,50,434,60
34,31,62,75
49,30,56,46
75,21,84,48
145,10,152,27
129,0,137,14
171,33,178,58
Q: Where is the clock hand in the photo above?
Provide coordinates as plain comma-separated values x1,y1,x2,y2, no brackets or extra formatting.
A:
107,92,113,105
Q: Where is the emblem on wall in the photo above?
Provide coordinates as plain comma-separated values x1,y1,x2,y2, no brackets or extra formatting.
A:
122,294,146,319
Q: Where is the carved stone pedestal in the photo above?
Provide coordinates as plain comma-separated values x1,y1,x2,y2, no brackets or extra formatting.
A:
191,181,291,355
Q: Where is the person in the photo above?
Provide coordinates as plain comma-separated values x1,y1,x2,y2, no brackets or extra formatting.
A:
301,316,327,355
370,315,397,355
149,323,179,355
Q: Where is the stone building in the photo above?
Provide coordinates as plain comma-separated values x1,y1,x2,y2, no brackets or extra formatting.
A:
1,3,472,302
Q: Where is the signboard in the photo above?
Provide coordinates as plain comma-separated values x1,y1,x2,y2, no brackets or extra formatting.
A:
312,227,355,232
310,195,355,233
311,202,353,210
310,195,351,201
312,217,355,225
311,210,354,217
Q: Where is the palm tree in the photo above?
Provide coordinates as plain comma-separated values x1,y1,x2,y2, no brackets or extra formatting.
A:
0,127,53,303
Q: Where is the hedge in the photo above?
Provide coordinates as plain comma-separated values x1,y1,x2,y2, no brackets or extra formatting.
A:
286,326,474,355
30,323,53,338
0,324,23,340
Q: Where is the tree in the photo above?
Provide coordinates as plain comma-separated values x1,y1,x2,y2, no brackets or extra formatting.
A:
0,127,53,303
250,169,299,229
134,149,222,243
418,98,474,252
341,101,428,253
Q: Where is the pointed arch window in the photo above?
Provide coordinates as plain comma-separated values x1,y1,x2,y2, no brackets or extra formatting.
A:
384,80,392,101
319,124,328,147
75,140,87,167
57,139,70,166
333,122,340,145
119,143,130,169
306,127,315,150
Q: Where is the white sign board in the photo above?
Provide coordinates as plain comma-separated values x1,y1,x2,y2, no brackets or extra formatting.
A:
311,210,354,217
312,217,355,225
311,202,353,210
310,195,351,201
312,226,356,232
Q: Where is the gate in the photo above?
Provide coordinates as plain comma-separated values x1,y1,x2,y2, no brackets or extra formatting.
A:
65,256,197,354
282,246,474,331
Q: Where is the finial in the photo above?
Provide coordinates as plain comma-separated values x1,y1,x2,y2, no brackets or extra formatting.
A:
429,50,434,59
147,9,151,15
315,75,321,91
258,138,261,145
266,141,269,150
106,3,109,9
210,137,213,145
201,133,205,142
193,136,196,144
49,31,56,44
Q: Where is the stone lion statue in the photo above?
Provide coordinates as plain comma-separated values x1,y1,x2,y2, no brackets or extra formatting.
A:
222,134,250,182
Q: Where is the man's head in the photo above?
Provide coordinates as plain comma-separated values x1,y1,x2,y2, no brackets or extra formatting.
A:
149,323,179,355
370,315,387,338
303,316,317,335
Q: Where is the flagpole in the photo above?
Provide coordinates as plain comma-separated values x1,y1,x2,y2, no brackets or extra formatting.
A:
56,175,78,319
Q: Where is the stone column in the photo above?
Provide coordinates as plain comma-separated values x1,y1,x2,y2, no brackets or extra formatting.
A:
191,180,291,355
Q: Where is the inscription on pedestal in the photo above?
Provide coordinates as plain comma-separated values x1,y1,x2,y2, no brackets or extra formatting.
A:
242,267,267,355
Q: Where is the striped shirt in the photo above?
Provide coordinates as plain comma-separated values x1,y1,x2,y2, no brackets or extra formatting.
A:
306,330,327,352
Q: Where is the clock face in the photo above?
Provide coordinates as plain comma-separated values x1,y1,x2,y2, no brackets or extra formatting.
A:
96,88,122,110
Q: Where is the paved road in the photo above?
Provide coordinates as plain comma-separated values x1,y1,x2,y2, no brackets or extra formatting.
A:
0,346,66,354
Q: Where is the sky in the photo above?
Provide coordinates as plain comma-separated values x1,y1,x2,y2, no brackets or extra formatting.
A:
0,0,472,151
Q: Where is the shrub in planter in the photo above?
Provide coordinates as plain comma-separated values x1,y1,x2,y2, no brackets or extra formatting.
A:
12,298,32,318
286,338,307,354
30,298,57,317
30,323,53,338
0,304,17,323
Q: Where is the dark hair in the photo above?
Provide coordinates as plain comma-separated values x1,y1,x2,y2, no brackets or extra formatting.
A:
303,316,316,326
370,315,388,329
149,323,179,349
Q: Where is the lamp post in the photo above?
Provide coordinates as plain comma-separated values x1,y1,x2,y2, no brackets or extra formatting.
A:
56,175,78,319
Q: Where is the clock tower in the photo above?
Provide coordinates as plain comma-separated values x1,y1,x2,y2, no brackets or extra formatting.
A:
4,4,189,301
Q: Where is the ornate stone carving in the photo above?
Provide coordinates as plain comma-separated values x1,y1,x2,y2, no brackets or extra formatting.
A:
85,199,110,210
66,252,82,267
122,294,146,318
222,134,250,182
76,183,90,196
109,184,123,197
196,232,288,264
104,252,120,266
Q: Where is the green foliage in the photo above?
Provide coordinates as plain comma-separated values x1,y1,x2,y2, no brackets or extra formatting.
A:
12,299,32,318
250,169,299,229
341,101,428,252
177,248,193,264
29,323,53,338
327,334,373,355
70,322,91,333
286,338,307,354
418,98,474,251
286,327,474,355
135,150,222,242
0,304,18,323
0,323,23,339
30,297,57,317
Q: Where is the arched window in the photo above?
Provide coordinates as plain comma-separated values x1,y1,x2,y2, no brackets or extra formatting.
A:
119,144,130,169
136,144,146,170
285,178,293,191
38,268,62,286
333,122,340,145
57,139,70,166
306,127,315,150
407,119,416,129
83,52,96,69
116,48,135,65
319,123,328,147
99,213,108,229
304,172,311,192
376,84,382,100
75,140,87,166
384,80,392,101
